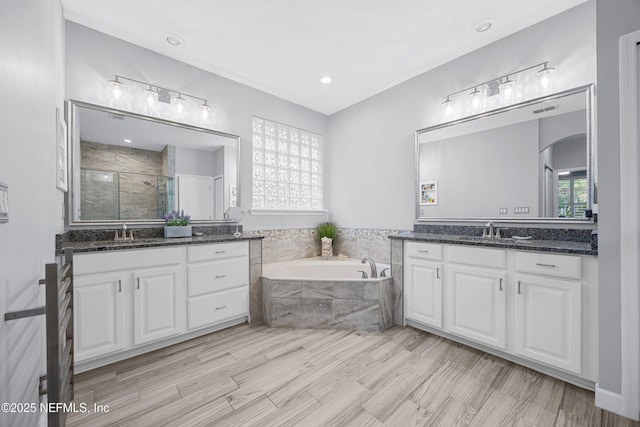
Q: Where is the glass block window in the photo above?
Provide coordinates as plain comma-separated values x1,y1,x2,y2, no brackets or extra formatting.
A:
252,117,323,210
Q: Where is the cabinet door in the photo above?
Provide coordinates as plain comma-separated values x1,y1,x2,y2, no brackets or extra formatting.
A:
447,265,506,349
405,259,443,328
133,266,183,345
514,275,582,374
74,273,125,362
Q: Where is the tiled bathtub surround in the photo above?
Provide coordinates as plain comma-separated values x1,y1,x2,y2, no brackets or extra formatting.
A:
262,277,393,331
246,228,404,264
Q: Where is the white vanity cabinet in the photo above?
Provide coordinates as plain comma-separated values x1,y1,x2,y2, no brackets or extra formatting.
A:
186,242,249,330
514,252,584,374
133,266,184,345
74,272,126,361
73,242,250,371
405,242,443,328
404,241,597,384
446,246,507,350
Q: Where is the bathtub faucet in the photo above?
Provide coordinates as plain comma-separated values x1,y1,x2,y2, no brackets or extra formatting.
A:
360,256,378,279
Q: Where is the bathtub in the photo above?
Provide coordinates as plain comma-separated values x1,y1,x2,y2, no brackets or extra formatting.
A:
261,258,393,331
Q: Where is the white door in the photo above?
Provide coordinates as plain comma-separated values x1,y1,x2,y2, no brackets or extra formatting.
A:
213,175,224,219
447,265,507,349
176,174,213,220
544,165,554,217
514,274,582,374
133,266,183,345
74,273,126,361
405,259,443,328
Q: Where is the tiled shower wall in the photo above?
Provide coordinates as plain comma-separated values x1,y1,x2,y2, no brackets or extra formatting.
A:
80,141,167,220
246,228,403,264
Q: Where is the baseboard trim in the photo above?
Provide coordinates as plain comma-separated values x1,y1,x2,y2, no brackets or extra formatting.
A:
595,384,628,418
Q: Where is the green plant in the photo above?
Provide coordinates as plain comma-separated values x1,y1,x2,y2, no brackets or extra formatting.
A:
316,222,338,241
161,210,191,226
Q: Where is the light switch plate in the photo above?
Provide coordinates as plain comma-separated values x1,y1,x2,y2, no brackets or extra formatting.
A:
0,182,8,223
514,206,530,214
499,207,508,214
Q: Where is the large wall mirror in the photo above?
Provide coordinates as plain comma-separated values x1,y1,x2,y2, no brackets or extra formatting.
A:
415,85,595,223
67,100,240,225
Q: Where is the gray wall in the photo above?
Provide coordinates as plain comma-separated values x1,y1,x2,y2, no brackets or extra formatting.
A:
419,120,539,218
65,22,330,230
552,136,586,170
595,0,640,395
326,2,596,230
175,146,216,177
0,0,65,426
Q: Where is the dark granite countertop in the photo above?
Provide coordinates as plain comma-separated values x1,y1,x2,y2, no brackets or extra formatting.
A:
390,232,597,256
58,234,263,255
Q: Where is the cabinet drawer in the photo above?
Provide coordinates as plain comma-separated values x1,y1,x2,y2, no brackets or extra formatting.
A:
75,247,182,275
187,242,248,263
406,241,443,261
187,257,248,297
515,252,582,280
187,286,249,330
448,245,506,269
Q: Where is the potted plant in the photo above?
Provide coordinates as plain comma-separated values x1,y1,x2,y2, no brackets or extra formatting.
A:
316,222,337,259
162,210,192,238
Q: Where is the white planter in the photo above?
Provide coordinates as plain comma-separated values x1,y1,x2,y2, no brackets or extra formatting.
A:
164,225,192,238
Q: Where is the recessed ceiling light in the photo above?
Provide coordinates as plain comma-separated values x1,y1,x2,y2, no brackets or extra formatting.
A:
320,76,333,85
474,19,494,33
164,33,184,47
123,139,133,144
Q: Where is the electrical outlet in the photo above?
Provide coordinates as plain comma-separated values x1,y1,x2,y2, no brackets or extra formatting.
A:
499,208,508,214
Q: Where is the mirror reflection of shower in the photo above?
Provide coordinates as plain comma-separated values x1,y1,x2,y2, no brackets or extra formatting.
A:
80,168,174,220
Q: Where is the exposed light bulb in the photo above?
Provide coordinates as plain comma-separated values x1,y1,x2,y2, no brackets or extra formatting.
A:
108,78,123,99
499,77,516,102
201,102,212,120
175,95,185,115
537,63,556,90
442,97,454,118
145,86,156,107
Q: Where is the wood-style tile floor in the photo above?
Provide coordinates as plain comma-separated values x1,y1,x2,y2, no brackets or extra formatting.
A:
68,324,640,427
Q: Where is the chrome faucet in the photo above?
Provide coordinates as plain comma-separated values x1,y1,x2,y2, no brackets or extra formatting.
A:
483,221,495,239
360,256,378,279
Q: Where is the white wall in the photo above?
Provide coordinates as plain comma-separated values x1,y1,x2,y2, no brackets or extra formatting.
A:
175,147,216,177
326,2,596,230
0,0,65,426
595,0,640,397
65,22,329,230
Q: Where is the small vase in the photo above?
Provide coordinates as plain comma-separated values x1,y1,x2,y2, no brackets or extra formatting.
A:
321,237,333,259
164,225,192,238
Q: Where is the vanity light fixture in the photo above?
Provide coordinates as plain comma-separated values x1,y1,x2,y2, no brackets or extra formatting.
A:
201,101,212,120
145,86,156,107
108,77,123,99
175,95,185,115
499,76,516,102
440,61,557,118
537,62,556,90
468,86,484,110
441,96,454,117
107,75,213,120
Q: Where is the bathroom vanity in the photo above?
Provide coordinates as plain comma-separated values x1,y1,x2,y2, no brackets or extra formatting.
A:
64,235,261,372
395,232,597,389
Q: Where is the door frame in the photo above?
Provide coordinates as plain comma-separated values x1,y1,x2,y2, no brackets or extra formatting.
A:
607,28,640,420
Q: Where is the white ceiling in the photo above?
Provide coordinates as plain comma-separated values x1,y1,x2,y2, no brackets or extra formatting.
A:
62,0,587,115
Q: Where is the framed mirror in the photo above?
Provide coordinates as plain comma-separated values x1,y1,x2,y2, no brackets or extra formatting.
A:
67,100,240,225
415,85,595,223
